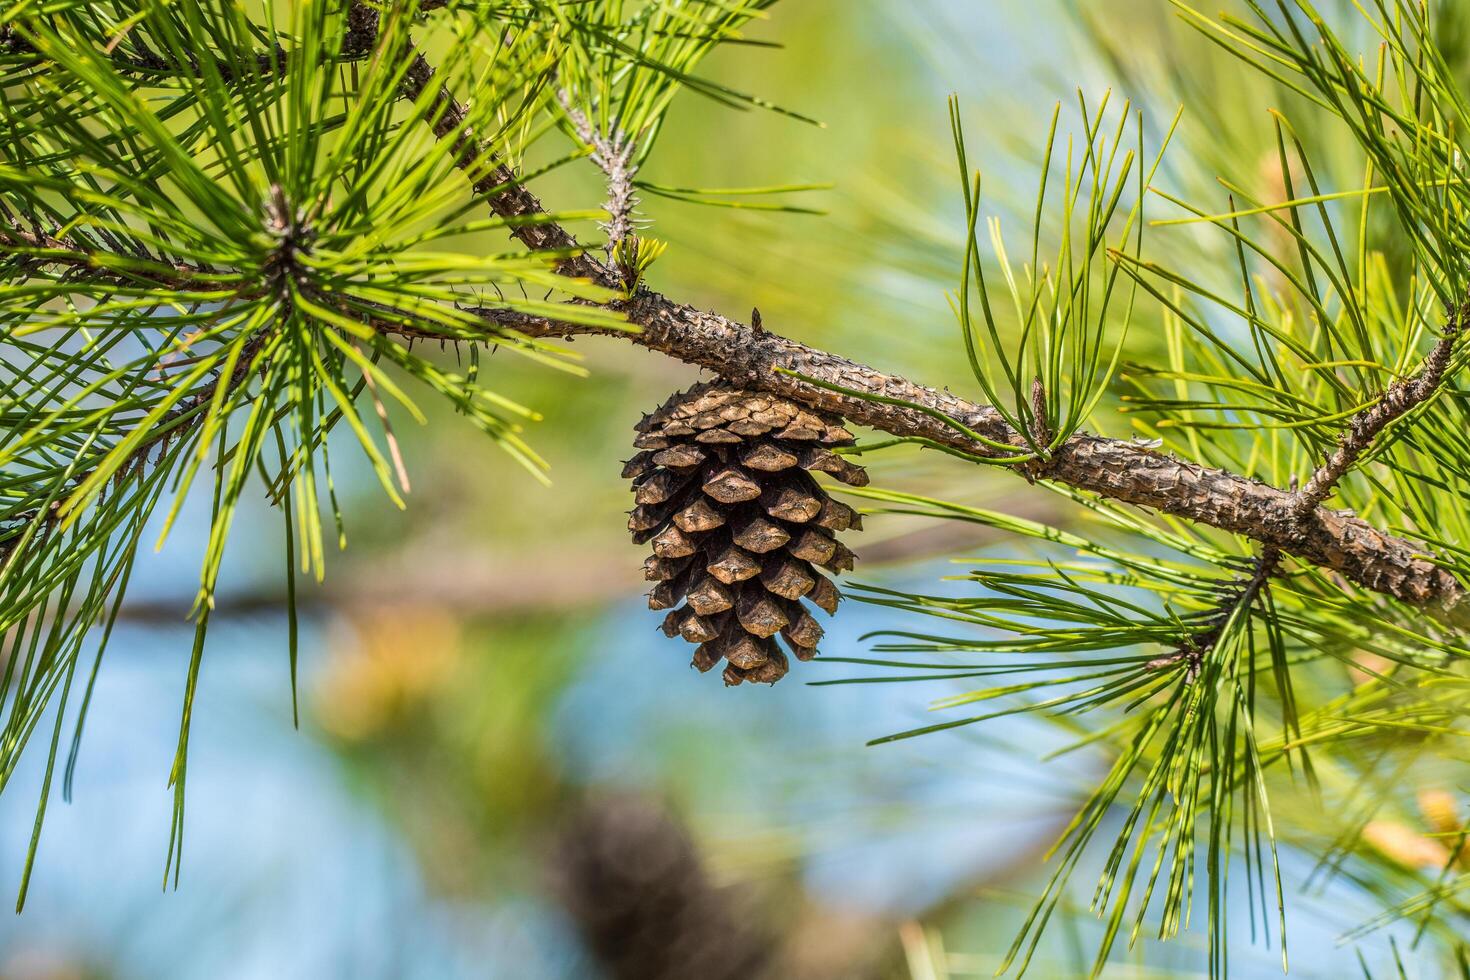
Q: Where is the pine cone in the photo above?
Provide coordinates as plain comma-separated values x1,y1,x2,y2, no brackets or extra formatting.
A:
624,382,866,685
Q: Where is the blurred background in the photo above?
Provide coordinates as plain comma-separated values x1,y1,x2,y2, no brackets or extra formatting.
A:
0,1,1459,976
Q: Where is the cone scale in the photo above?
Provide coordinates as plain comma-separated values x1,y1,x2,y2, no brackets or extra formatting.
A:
625,382,866,685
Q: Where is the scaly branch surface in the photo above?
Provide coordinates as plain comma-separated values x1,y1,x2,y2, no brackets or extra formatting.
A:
1294,305,1465,517
460,298,1461,609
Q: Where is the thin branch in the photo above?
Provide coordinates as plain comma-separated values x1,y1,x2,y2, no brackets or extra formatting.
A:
0,227,218,288
557,89,641,256
1294,303,1466,517
1147,545,1281,679
2,19,297,81
386,12,613,287
107,45,289,82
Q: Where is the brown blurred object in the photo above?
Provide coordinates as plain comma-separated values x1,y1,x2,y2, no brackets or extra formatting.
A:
1359,790,1470,873
549,795,928,980
1361,819,1451,871
313,602,463,741
1346,651,1393,688
550,794,774,980
0,947,106,980
1419,788,1470,867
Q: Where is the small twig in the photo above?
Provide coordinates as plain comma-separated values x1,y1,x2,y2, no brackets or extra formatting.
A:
108,44,289,81
4,16,294,81
556,89,641,260
1029,376,1051,447
1294,302,1466,519
387,27,611,287
0,227,216,288
1022,375,1053,483
1147,545,1281,680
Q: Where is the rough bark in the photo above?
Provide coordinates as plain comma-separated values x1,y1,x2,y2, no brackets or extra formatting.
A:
1295,309,1463,516
385,10,1460,613
463,298,1465,611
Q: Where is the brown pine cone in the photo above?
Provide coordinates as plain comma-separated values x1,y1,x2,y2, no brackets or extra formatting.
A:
624,382,866,685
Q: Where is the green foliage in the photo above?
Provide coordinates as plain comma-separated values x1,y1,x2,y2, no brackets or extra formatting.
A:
835,482,1470,974
825,1,1470,975
611,231,665,293
0,0,764,905
9,1,1470,976
949,93,1177,458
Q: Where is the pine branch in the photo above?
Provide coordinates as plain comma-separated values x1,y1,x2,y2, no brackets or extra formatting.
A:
557,89,641,256
1146,545,1281,679
355,30,1468,611
2,18,296,80
353,16,1470,613
462,297,1463,611
1294,303,1466,518
0,226,219,289
9,4,1463,617
107,44,289,81
382,7,610,285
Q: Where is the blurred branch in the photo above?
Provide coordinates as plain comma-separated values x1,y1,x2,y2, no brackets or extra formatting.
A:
111,547,638,623
557,89,640,258
107,495,1057,625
